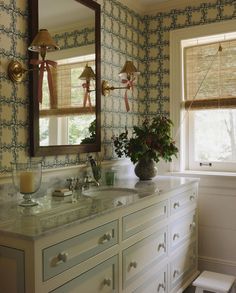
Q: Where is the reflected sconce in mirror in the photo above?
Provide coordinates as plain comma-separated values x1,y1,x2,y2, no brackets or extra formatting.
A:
79,64,96,108
101,60,140,112
8,29,59,107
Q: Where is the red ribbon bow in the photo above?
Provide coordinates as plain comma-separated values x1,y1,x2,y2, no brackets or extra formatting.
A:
121,78,135,112
82,81,92,109
30,59,57,107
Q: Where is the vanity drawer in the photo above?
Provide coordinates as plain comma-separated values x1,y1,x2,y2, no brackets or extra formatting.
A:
43,220,118,281
122,228,167,289
133,266,168,293
50,255,118,293
170,242,197,290
122,200,168,240
170,210,197,250
170,188,197,215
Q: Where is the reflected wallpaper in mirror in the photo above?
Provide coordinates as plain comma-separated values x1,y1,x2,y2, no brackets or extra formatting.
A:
39,0,96,147
29,0,101,156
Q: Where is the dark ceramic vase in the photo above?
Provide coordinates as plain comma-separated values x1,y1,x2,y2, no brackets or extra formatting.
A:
134,157,157,180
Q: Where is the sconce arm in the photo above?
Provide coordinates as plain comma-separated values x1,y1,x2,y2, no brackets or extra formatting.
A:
102,80,130,96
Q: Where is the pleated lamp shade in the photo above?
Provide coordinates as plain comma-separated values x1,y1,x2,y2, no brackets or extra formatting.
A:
79,64,96,80
28,29,59,52
119,61,140,79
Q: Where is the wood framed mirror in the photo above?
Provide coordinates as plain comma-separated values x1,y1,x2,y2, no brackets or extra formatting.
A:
28,0,101,156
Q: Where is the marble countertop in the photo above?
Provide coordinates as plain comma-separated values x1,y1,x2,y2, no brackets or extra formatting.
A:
0,176,199,239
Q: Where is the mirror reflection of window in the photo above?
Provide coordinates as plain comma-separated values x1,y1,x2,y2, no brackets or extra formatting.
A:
39,115,95,146
39,54,96,146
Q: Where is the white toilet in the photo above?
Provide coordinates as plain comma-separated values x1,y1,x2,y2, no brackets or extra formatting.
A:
193,271,236,293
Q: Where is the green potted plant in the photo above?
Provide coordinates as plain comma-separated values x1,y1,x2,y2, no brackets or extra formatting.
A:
112,115,178,180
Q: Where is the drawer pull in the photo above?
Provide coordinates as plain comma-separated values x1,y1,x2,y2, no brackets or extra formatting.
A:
157,243,166,251
173,233,180,240
190,195,195,201
157,283,165,292
129,261,138,269
173,202,180,209
99,232,112,244
190,222,196,230
57,252,68,263
103,278,112,287
173,269,180,278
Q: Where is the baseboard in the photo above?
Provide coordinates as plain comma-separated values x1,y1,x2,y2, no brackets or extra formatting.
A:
199,255,236,276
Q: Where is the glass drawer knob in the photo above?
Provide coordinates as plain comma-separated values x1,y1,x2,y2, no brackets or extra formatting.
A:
57,252,68,263
173,233,180,240
103,278,112,287
157,283,165,292
130,261,138,269
100,232,112,244
174,202,180,209
158,243,166,251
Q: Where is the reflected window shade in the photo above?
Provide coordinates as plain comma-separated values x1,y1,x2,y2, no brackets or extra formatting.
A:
56,64,72,108
184,39,236,110
41,60,95,112
40,106,96,117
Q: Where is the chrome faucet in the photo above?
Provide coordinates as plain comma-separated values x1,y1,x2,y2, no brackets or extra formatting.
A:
87,155,101,185
66,175,99,194
83,175,100,189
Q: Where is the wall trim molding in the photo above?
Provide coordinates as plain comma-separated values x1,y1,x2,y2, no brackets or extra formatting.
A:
199,255,236,270
200,186,236,197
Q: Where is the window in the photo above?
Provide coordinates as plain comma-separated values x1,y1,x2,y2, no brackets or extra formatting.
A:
184,39,236,171
40,55,96,146
41,57,95,112
170,19,236,172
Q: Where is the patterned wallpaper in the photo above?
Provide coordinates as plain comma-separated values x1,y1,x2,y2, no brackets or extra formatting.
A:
52,26,95,51
100,0,145,158
0,0,235,175
144,0,236,119
0,0,28,173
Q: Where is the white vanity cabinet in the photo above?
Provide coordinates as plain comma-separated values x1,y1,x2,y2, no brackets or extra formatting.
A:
0,245,25,293
50,255,119,293
0,177,199,293
43,220,118,281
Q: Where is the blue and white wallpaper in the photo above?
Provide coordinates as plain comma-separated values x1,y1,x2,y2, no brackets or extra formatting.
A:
53,26,95,50
0,0,235,174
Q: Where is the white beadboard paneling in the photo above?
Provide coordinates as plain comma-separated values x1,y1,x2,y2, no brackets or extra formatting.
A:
198,257,236,293
198,192,236,230
171,172,236,275
199,226,236,263
199,256,236,276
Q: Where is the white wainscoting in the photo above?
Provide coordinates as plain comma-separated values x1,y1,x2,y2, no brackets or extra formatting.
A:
172,172,236,282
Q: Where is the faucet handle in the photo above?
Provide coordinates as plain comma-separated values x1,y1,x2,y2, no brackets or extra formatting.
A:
66,177,75,191
83,175,99,189
73,177,82,190
84,175,93,183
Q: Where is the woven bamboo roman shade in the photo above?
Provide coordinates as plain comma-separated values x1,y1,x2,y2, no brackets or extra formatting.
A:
184,39,236,110
40,60,95,116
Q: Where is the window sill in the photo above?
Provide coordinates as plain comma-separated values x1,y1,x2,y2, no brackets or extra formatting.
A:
169,170,236,179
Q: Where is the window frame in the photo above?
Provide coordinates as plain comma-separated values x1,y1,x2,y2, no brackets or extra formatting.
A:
170,19,236,173
39,55,96,146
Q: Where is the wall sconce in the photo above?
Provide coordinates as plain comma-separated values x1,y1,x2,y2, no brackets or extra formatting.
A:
8,29,59,105
79,64,96,108
102,60,139,112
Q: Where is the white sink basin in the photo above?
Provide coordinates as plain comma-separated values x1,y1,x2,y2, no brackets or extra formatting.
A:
82,187,138,198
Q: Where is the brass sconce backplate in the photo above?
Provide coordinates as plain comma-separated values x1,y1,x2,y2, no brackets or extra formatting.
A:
102,80,112,96
8,60,26,83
